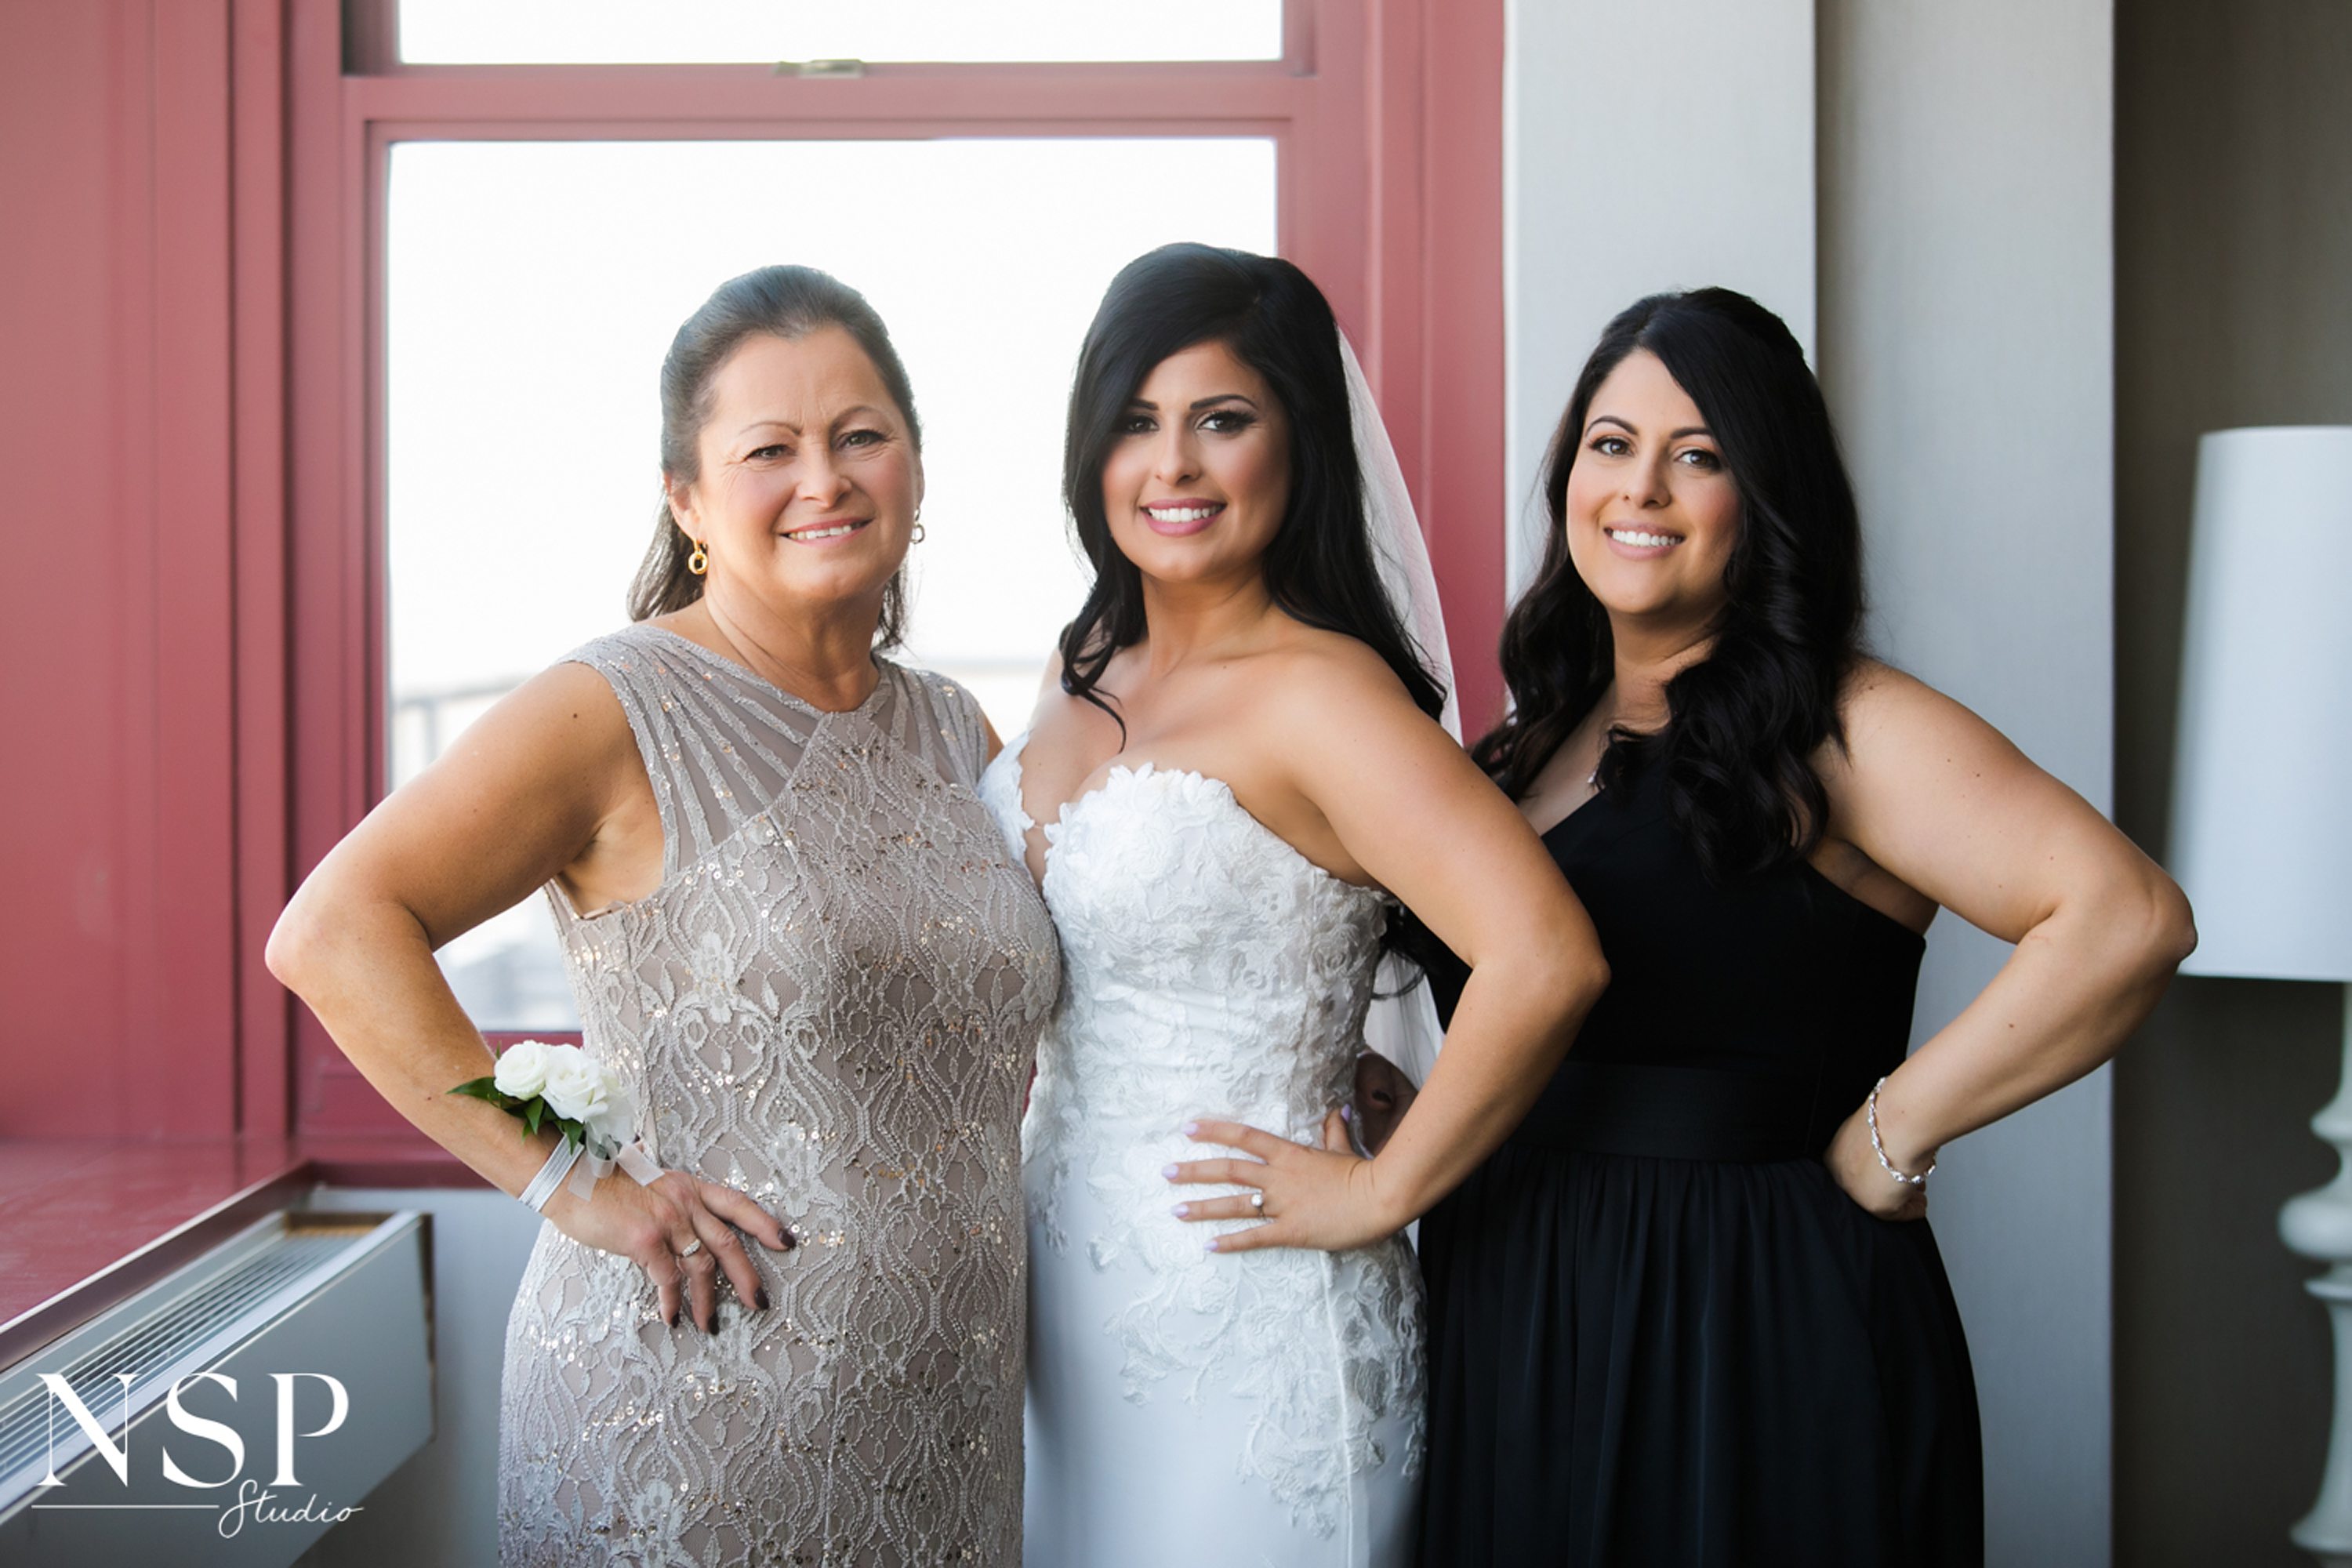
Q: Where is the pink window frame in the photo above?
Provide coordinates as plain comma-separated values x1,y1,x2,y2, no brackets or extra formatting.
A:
278,0,1504,1138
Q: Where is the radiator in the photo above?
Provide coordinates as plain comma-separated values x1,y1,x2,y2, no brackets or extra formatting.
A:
0,1209,433,1565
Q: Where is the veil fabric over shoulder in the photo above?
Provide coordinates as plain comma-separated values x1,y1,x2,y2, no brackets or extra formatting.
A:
1339,333,1457,1088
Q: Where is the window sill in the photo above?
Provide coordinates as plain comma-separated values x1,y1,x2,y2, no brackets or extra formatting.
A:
0,1134,483,1367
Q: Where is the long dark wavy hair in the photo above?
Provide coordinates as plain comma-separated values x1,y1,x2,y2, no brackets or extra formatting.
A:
627,264,922,644
1055,243,1446,731
1475,287,1866,880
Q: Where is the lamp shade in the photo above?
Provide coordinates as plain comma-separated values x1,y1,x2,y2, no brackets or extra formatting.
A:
2168,426,2352,982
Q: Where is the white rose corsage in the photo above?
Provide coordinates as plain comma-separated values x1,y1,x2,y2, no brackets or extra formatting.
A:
455,1041,653,1208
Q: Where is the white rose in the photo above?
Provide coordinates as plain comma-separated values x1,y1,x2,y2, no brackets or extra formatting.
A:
540,1048,613,1125
492,1039,556,1100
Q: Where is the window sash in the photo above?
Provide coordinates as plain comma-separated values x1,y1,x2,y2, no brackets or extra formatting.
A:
283,0,1501,1135
390,0,1287,67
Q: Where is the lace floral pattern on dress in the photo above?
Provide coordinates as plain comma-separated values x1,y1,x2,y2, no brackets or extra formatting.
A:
978,738,1426,1538
496,627,1058,1568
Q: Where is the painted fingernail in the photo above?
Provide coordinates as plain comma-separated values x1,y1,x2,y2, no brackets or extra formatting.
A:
1161,1163,1178,1179
1203,1237,1220,1253
1340,1104,1354,1123
1171,1203,1190,1218
666,1308,679,1328
756,1287,771,1311
1180,1121,1200,1137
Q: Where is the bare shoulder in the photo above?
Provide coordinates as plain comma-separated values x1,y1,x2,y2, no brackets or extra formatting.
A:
1824,658,2010,783
1234,626,1457,811
1820,654,2060,862
430,657,644,815
1246,622,1425,727
1019,642,1083,738
1836,657,1941,732
495,657,635,751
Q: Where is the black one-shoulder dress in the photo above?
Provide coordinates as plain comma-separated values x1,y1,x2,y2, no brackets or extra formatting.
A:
1416,761,1981,1566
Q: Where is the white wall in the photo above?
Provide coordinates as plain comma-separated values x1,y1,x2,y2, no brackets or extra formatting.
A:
1503,0,1815,593
294,1187,543,1568
1507,2,2117,1561
1817,5,2116,1563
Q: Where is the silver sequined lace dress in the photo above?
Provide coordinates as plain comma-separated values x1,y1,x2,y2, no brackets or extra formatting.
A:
495,624,1060,1567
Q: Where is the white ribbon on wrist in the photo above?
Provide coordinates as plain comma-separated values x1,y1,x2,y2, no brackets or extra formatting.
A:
561,1134,665,1202
519,1138,582,1212
521,1133,665,1211
557,1092,662,1203
504,1062,662,1211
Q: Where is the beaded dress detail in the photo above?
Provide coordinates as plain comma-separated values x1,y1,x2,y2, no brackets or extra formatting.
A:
978,735,1425,1568
495,624,1059,1568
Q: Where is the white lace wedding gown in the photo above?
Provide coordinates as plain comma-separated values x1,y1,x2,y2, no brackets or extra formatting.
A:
979,736,1425,1568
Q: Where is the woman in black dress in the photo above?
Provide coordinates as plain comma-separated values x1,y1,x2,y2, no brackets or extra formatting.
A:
1399,289,2196,1565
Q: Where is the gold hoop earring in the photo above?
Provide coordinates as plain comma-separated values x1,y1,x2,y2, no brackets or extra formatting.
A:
687,541,709,575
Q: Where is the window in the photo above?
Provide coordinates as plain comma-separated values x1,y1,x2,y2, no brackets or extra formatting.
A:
286,0,1503,1131
398,0,1284,65
387,137,1276,1026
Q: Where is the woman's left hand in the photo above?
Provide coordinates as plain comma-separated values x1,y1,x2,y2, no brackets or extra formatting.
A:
1824,1101,1929,1221
1165,1115,1406,1254
1352,1052,1417,1156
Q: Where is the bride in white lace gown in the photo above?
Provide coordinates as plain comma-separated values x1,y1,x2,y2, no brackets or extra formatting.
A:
979,245,1609,1567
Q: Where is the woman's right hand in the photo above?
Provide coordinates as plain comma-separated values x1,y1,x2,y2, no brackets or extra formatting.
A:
544,1165,792,1331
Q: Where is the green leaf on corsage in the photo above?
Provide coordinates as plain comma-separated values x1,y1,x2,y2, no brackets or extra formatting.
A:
449,1076,521,1111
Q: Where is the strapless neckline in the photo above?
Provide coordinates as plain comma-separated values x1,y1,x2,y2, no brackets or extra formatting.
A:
992,730,1377,899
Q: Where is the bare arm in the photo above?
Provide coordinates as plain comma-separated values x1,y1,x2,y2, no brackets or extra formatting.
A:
270,663,629,1190
266,662,789,1327
1820,666,2196,1215
1171,653,1608,1250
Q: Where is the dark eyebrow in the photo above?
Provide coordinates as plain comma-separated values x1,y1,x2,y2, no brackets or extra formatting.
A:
1582,415,1713,440
1125,394,1262,412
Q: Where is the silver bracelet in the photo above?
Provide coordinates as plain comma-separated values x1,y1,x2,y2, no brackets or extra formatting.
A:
1866,1075,1936,1186
518,1139,583,1212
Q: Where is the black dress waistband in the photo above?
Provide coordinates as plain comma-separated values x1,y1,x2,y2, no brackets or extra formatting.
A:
1504,1058,1832,1163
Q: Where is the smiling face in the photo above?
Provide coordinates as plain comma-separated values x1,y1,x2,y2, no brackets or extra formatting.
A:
665,325,922,625
1561,347,1742,632
1099,339,1292,590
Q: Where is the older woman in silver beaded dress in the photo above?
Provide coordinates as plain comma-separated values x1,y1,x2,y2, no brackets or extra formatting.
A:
268,266,1059,1566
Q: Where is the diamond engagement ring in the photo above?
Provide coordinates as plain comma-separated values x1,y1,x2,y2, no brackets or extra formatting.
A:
1248,1192,1265,1213
677,1239,705,1258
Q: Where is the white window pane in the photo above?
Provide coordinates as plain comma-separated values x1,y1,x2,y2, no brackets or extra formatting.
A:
401,1,1282,64
387,137,1277,1028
